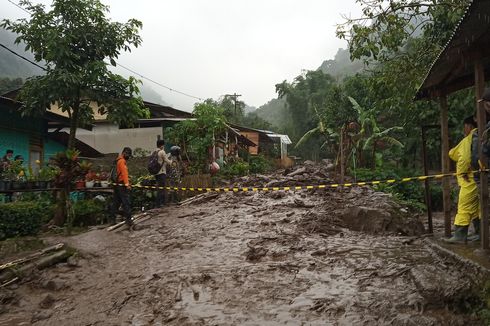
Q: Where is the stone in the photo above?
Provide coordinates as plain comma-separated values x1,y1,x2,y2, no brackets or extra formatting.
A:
39,294,55,309
43,279,66,291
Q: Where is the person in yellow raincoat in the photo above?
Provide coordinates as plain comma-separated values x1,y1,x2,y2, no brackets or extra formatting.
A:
444,116,479,243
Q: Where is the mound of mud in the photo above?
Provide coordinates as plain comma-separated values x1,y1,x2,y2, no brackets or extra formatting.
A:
339,206,425,236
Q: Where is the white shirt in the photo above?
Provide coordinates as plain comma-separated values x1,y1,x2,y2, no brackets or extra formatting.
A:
156,148,172,175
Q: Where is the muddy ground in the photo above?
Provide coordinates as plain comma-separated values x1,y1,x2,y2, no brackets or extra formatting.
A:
0,163,489,325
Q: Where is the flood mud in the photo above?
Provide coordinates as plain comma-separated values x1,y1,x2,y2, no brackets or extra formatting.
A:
0,163,487,325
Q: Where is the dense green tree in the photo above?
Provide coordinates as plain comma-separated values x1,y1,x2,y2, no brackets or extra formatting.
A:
1,0,148,148
165,100,226,173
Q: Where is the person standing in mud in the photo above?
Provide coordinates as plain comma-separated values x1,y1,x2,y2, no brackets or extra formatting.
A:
110,147,135,229
444,116,479,243
167,146,184,203
155,140,173,207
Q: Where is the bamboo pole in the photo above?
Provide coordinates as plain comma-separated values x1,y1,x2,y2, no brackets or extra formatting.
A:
475,59,489,250
440,95,451,237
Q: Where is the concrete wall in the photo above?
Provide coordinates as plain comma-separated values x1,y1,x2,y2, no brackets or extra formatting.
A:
74,123,162,154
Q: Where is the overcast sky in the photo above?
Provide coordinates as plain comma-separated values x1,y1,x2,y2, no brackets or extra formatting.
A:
3,0,361,112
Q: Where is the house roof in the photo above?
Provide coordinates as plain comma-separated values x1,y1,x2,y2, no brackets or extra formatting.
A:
47,131,103,158
0,96,70,126
415,0,490,99
0,88,193,121
230,123,291,144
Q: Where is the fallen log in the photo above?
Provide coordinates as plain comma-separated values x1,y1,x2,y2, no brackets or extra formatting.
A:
106,212,147,231
0,243,65,271
0,249,73,284
180,192,219,206
36,250,72,270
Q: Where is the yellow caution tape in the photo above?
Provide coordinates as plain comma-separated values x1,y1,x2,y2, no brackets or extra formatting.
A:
108,170,489,193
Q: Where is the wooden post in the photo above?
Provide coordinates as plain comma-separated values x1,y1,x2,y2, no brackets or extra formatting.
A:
421,126,433,233
440,95,452,237
475,59,489,250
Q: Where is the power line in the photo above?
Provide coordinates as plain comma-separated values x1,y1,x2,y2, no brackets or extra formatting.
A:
0,43,46,71
115,63,205,101
7,0,30,14
5,0,206,102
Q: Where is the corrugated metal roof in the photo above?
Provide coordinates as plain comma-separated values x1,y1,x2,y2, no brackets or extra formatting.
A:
415,0,490,100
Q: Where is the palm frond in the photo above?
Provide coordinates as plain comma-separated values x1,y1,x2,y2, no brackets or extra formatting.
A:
295,126,321,149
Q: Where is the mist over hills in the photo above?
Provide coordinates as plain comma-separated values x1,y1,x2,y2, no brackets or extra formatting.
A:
253,47,363,131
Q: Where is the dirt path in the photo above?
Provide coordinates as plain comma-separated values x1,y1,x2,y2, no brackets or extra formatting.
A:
0,186,487,325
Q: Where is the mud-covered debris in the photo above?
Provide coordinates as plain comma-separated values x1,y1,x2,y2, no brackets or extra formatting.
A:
31,310,52,323
340,206,425,236
39,293,55,309
245,243,268,262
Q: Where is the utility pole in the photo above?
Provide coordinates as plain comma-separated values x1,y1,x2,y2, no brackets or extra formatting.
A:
226,93,242,117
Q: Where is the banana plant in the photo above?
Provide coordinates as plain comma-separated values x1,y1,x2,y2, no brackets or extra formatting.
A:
348,97,404,170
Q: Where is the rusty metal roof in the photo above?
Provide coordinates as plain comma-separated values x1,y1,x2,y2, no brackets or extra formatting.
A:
415,0,490,100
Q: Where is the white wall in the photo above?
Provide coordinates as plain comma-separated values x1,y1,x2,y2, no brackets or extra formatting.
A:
72,123,162,154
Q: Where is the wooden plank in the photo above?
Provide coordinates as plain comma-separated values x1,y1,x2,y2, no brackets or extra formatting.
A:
440,95,452,237
475,59,489,250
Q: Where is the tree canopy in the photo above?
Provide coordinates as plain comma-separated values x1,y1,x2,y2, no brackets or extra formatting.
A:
1,0,149,148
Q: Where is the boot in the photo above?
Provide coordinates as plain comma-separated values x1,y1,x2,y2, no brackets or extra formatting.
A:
467,219,481,242
443,225,468,244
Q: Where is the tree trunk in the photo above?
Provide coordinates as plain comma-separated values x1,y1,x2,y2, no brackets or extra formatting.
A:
51,189,68,226
67,103,80,149
371,143,377,170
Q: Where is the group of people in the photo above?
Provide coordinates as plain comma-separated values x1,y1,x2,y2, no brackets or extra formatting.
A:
110,140,183,229
0,149,24,174
446,88,490,243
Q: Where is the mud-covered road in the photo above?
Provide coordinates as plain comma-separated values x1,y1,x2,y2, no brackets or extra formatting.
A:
0,165,488,325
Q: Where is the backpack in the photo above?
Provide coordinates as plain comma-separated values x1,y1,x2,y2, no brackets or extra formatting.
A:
110,158,120,184
147,150,163,175
471,126,490,175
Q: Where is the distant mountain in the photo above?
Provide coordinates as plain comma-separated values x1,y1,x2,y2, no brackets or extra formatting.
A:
139,82,168,105
318,48,364,79
0,28,44,78
255,97,289,130
256,48,365,131
244,104,256,115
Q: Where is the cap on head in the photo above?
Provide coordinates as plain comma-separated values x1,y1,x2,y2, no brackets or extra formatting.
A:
478,88,490,102
463,115,477,129
122,147,132,157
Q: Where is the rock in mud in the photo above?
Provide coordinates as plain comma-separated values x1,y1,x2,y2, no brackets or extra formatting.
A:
245,244,268,262
39,293,56,309
42,279,66,291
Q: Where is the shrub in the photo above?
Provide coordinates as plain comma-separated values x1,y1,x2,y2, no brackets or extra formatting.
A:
249,155,273,174
221,159,250,178
0,201,53,240
72,199,107,226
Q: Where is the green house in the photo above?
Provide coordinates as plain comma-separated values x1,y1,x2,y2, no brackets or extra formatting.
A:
0,96,66,170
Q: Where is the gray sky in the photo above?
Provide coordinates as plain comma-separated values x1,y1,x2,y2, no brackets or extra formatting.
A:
3,0,361,112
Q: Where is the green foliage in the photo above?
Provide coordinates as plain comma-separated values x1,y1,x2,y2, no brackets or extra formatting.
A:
72,199,106,226
1,0,148,148
249,155,273,174
165,101,227,173
336,0,469,62
220,159,250,178
0,201,53,240
242,111,272,130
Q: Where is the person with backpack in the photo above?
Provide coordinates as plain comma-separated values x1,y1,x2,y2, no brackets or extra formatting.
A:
167,146,184,203
444,116,479,243
109,147,135,229
151,140,172,208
